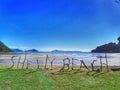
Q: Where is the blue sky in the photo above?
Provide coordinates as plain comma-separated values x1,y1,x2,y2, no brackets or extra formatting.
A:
0,0,120,51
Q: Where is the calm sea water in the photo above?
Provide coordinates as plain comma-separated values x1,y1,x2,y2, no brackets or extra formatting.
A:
0,52,120,66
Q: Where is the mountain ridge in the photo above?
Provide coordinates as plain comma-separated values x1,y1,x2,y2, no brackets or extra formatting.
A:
11,49,85,53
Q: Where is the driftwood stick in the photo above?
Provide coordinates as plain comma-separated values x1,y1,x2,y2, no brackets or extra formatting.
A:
36,59,40,69
91,60,97,71
22,51,27,69
71,58,74,70
105,53,109,72
80,60,83,70
49,58,55,70
60,57,70,71
80,60,90,71
71,58,78,70
44,54,48,69
26,59,29,69
65,57,70,70
10,56,15,69
17,56,21,69
99,56,103,72
91,63,94,71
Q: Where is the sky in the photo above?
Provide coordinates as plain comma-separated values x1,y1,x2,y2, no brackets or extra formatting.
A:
0,0,120,51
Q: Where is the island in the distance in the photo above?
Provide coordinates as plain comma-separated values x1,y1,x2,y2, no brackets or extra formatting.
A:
91,37,120,53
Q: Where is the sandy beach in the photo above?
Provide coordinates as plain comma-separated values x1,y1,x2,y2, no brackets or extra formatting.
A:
0,53,120,67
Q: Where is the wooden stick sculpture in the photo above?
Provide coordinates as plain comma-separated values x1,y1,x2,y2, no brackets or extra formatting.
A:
10,56,16,69
105,53,109,72
26,59,29,69
80,60,90,72
49,58,55,70
61,57,71,71
91,60,97,71
36,59,40,70
71,58,78,70
17,56,21,69
44,54,49,69
99,56,103,72
22,51,27,69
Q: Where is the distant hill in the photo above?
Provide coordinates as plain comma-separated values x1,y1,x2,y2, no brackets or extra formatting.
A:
11,49,83,54
91,37,120,53
51,50,82,53
0,41,12,52
91,42,120,53
26,49,39,53
12,49,23,52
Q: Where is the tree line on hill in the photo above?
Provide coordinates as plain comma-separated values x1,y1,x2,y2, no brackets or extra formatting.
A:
0,41,11,52
91,37,120,53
